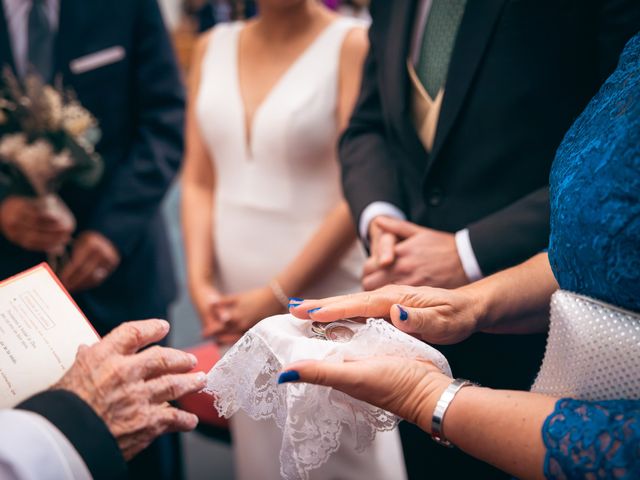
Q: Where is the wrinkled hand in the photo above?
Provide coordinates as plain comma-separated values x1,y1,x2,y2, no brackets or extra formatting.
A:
279,356,452,433
363,217,468,290
290,284,483,345
214,287,283,345
0,196,74,253
60,231,121,292
190,282,233,340
54,319,205,460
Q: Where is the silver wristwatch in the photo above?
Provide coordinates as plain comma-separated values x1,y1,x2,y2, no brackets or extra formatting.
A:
431,378,475,447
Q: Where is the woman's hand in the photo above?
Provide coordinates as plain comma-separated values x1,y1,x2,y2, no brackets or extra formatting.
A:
214,286,284,344
289,284,486,345
278,356,452,433
189,281,231,339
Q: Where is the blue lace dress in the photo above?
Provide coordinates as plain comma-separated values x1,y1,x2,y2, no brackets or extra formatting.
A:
542,33,640,479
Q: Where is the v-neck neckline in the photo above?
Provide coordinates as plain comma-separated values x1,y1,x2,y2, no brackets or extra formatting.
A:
234,18,341,159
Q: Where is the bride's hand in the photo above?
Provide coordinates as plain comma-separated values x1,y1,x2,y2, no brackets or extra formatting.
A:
215,286,284,344
189,282,232,338
289,284,485,345
278,356,453,433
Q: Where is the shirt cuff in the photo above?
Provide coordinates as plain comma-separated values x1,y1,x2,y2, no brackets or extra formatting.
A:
359,202,406,245
455,229,484,282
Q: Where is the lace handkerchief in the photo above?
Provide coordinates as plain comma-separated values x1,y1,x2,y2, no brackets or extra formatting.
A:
205,314,451,480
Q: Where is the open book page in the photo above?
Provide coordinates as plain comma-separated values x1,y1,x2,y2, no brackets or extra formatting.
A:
0,264,99,408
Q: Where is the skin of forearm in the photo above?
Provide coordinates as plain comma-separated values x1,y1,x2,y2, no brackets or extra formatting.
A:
182,33,218,292
425,387,557,480
277,201,358,296
181,179,216,290
465,253,559,335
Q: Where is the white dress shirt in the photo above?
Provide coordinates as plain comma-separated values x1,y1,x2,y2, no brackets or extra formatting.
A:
0,410,91,480
358,0,483,282
1,0,60,78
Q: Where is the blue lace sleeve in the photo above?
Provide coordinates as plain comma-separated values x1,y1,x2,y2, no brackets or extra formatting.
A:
542,398,640,479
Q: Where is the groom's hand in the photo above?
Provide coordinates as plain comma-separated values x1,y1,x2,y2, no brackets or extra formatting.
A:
368,215,399,269
363,217,468,290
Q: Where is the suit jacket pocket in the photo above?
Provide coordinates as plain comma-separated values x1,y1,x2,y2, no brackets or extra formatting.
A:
70,46,126,75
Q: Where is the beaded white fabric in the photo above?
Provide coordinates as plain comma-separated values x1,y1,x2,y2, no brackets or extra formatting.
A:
532,290,640,400
205,314,451,480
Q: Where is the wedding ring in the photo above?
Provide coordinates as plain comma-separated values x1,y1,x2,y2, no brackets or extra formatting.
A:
310,321,355,343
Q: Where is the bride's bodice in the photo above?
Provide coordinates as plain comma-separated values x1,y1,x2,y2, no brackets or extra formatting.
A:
196,19,360,218
548,33,640,312
194,18,366,295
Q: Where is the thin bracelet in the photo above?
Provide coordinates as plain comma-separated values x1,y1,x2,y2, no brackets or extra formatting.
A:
431,378,475,447
269,279,290,309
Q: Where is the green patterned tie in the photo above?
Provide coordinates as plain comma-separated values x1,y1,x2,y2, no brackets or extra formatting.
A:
416,0,467,99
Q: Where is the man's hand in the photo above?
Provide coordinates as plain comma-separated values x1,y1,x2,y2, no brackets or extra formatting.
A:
54,319,205,460
363,216,468,290
60,231,121,292
368,215,399,269
0,196,74,253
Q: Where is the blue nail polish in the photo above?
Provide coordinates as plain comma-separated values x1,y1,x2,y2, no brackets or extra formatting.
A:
278,370,300,384
307,307,322,314
289,297,304,302
398,306,409,321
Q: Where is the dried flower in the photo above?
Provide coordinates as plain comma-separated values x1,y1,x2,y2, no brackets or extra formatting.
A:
63,102,96,138
0,133,27,159
42,85,63,128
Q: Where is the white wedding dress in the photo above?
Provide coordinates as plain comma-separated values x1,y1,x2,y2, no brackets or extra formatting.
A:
196,18,406,480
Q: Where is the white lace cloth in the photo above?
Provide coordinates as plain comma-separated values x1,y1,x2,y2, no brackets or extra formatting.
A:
206,314,451,480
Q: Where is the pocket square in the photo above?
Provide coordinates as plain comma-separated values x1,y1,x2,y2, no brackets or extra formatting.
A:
70,46,126,75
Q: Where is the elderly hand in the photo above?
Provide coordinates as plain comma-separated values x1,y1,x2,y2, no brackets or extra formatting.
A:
290,284,485,345
363,217,468,290
60,231,121,292
0,196,74,254
54,319,205,460
278,356,452,433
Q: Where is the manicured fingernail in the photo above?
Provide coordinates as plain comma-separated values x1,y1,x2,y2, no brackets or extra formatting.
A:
307,307,321,314
196,372,206,383
188,354,198,366
278,370,300,384
397,306,408,321
289,297,304,302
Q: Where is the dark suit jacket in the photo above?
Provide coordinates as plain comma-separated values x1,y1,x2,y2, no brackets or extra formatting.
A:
0,0,185,335
340,0,640,275
340,1,640,478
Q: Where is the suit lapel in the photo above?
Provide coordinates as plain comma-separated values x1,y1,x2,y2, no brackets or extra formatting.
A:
429,0,507,167
384,0,429,168
55,0,105,86
0,3,16,75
